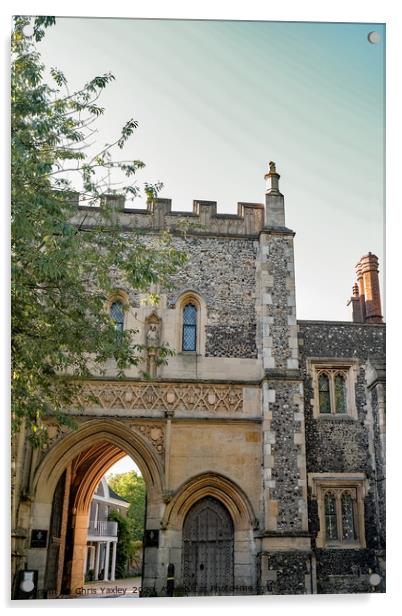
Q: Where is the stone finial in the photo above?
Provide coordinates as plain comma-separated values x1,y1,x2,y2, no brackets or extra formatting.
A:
264,161,281,195
352,282,359,297
264,161,285,227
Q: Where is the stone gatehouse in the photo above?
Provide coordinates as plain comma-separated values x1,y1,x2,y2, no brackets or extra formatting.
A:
11,163,385,597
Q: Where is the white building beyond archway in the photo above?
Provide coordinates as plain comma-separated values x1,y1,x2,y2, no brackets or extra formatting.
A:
85,476,129,582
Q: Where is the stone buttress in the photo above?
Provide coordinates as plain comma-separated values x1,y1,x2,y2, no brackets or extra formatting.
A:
256,163,311,594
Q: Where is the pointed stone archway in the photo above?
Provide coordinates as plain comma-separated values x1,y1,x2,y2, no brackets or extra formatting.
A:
28,419,165,596
161,472,258,594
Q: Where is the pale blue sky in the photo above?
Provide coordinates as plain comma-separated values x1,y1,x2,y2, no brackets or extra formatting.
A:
106,456,140,477
39,18,385,321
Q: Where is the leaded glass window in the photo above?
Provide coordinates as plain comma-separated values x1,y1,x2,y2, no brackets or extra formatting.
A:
182,303,197,351
341,492,357,542
315,479,364,548
334,373,347,414
315,368,352,416
324,493,338,541
110,301,124,332
319,373,331,414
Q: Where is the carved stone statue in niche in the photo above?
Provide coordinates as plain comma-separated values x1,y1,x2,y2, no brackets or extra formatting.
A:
145,313,161,377
146,322,160,348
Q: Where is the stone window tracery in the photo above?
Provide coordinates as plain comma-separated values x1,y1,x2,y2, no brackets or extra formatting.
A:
309,473,366,549
322,488,358,545
317,370,347,415
309,360,358,419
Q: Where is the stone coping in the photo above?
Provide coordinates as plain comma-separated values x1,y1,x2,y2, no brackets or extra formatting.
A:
298,320,386,327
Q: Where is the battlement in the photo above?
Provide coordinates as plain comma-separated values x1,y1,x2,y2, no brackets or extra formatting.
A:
70,193,265,236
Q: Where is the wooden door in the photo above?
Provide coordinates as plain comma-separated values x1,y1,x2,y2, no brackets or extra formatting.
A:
182,497,234,595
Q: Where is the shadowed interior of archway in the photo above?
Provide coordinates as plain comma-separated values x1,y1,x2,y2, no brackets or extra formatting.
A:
71,440,128,511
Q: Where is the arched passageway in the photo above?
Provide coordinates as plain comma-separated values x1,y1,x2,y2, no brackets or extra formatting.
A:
29,420,164,597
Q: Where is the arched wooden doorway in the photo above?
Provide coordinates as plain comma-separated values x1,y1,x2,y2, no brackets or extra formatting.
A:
182,496,234,595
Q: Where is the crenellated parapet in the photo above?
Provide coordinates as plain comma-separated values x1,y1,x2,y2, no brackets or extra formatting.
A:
69,192,265,236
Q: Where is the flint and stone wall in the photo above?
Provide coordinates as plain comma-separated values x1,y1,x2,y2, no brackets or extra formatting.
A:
164,235,258,359
299,320,386,593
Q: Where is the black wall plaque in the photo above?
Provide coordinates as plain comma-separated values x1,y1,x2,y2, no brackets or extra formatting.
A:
144,529,159,547
30,529,48,548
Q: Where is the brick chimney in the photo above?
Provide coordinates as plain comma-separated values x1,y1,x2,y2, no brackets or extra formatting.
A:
349,253,383,324
347,282,364,323
355,260,367,322
264,161,285,227
360,252,383,323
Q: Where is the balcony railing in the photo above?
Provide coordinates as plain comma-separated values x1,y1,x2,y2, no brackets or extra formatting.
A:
88,520,118,537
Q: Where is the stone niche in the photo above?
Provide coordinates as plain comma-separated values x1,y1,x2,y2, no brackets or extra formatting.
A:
145,312,162,377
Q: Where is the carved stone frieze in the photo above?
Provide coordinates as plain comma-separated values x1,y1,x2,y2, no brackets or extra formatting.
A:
74,381,243,414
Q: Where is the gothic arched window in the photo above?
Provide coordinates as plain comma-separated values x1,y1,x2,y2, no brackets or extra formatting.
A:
318,373,331,414
341,492,357,542
324,492,338,541
311,362,357,419
334,373,347,414
182,303,197,351
312,477,365,548
110,300,124,332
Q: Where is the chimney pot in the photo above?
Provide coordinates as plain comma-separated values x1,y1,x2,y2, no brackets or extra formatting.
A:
348,281,364,323
355,260,367,322
359,253,383,323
